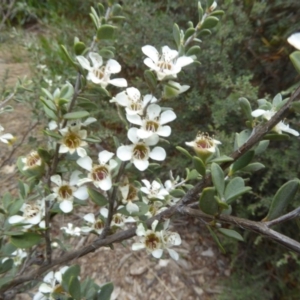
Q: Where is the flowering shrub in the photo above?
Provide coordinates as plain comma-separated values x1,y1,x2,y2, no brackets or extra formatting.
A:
1,1,300,299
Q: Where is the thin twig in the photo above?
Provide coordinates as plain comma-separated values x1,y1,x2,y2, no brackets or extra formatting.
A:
265,206,300,227
0,92,15,109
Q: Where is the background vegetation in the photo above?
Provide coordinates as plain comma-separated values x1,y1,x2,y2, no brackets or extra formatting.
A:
1,0,300,298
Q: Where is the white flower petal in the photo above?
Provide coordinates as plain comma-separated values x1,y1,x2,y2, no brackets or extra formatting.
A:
152,249,163,259
142,45,159,63
136,223,146,236
77,147,87,157
126,201,139,214
127,127,140,144
251,109,267,118
50,174,62,186
117,145,133,161
147,104,161,119
100,207,108,218
176,56,194,68
77,156,93,171
76,55,91,70
109,78,128,87
127,114,142,126
132,242,145,251
157,125,171,137
160,110,176,125
73,186,89,200
99,176,112,191
60,200,73,213
89,52,103,68
9,215,25,224
83,213,95,223
167,248,179,260
98,150,114,164
149,147,166,161
134,159,149,171
288,33,300,50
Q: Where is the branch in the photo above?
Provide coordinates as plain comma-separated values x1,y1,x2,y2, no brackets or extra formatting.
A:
177,206,300,254
265,206,300,227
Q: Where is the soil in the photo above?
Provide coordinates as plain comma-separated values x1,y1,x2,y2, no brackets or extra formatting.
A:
0,39,230,300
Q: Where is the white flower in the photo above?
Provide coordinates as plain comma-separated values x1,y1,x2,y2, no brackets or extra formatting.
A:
111,87,157,115
186,132,221,156
0,124,14,144
119,184,139,214
252,109,299,136
81,212,105,235
9,199,46,229
2,249,27,266
132,219,181,260
127,104,176,139
76,52,127,88
50,171,88,213
21,151,43,171
142,45,194,80
287,33,300,50
59,125,88,158
117,127,166,171
77,150,117,191
33,266,69,300
145,200,166,218
132,220,163,258
140,179,169,202
111,211,136,228
61,223,81,236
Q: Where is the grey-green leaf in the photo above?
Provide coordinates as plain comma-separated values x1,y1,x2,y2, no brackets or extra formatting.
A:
211,163,225,197
199,187,218,215
218,228,244,242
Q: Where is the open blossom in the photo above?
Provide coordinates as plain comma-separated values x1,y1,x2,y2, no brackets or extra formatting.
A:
186,132,221,159
127,104,176,139
76,52,127,88
50,171,88,213
110,87,157,115
77,150,117,191
59,124,88,158
0,124,14,144
252,109,299,136
9,199,46,229
21,151,43,171
142,45,194,80
119,183,139,214
2,249,27,266
61,223,81,236
117,127,166,171
287,32,300,50
141,179,169,203
132,220,181,260
81,211,106,235
33,266,69,300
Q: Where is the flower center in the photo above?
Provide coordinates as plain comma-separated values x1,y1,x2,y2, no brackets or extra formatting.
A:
145,120,159,133
157,61,172,71
91,165,109,181
145,232,161,250
133,143,149,160
94,219,104,230
26,151,41,168
93,66,105,79
112,214,123,225
127,185,137,201
24,205,40,218
53,283,64,294
58,185,73,200
63,131,82,149
130,101,142,112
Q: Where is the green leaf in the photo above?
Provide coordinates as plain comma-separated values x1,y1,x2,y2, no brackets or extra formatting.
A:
62,265,81,293
238,97,253,121
209,155,233,163
186,169,200,180
169,189,185,198
41,88,53,100
38,148,52,163
173,23,181,48
240,162,265,173
63,111,90,120
74,41,86,56
264,179,299,221
10,232,42,248
0,276,13,289
254,140,269,155
43,105,57,120
184,28,195,42
99,48,115,59
88,188,108,206
234,129,252,149
210,10,225,17
186,45,201,57
224,177,252,204
289,51,300,74
198,1,203,20
144,70,157,93
7,198,24,216
207,225,225,253
97,282,114,300
176,146,192,159
199,187,218,215
201,16,219,30
97,25,116,40
263,133,290,141
218,228,244,242
60,45,77,68
197,29,211,37
43,130,62,140
211,163,225,197
229,150,254,175
0,259,13,274
193,156,206,177
272,93,282,106
69,276,81,300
